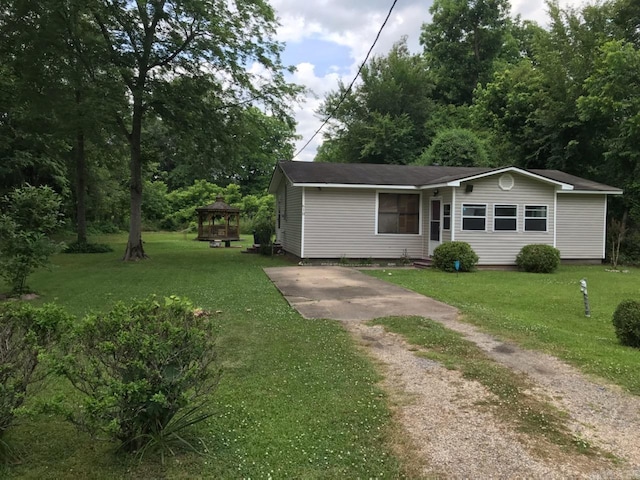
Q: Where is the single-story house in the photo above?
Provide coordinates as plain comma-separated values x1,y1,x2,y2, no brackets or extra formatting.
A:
268,161,623,265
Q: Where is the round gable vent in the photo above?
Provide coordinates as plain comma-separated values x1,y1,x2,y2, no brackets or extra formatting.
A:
499,173,515,191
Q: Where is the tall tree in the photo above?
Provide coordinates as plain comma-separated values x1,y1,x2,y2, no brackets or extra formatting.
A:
0,0,129,244
317,38,436,164
85,0,299,260
420,0,512,106
473,1,619,172
578,39,640,222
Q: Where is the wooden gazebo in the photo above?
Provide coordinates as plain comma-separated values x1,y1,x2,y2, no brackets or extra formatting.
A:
196,195,241,246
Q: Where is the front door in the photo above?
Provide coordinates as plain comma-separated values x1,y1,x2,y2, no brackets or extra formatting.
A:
429,199,441,256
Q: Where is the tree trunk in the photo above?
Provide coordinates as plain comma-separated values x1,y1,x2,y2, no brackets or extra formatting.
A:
75,90,87,245
123,93,147,261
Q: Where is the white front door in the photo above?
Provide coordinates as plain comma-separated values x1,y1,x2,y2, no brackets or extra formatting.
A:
429,199,441,256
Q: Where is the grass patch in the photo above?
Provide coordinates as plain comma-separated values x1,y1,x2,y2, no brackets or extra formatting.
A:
0,233,404,478
365,267,640,394
371,317,593,455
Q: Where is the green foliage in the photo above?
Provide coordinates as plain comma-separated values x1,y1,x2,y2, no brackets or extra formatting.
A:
515,244,561,273
0,185,64,294
432,241,479,272
142,180,170,225
63,242,113,254
416,128,488,166
317,38,435,164
612,300,640,348
0,302,71,446
420,0,513,105
161,181,238,231
250,195,276,253
55,295,221,454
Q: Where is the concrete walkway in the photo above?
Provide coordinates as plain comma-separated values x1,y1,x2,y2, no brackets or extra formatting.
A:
264,266,458,322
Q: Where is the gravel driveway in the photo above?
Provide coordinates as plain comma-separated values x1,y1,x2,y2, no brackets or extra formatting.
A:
265,266,640,479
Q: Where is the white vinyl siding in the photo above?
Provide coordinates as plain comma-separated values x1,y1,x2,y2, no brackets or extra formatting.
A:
276,182,303,257
454,174,555,265
303,188,424,258
556,194,607,259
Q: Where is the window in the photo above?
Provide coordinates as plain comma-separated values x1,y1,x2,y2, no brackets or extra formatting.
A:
494,205,517,231
525,206,547,231
378,193,420,234
443,204,451,230
462,204,486,231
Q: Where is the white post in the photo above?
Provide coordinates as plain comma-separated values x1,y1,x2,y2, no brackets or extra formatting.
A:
580,278,591,318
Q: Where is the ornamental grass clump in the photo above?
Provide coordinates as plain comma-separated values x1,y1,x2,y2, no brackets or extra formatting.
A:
55,296,221,458
612,300,640,348
0,302,71,455
432,241,479,272
516,244,561,273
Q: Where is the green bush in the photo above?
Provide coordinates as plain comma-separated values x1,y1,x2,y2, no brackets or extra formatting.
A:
0,302,71,445
63,242,113,254
432,241,479,272
0,185,65,294
612,300,640,348
515,244,561,273
55,296,221,455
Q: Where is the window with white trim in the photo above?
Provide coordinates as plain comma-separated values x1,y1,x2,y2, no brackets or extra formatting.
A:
525,205,547,231
462,204,486,231
494,205,517,231
378,193,420,234
443,204,451,230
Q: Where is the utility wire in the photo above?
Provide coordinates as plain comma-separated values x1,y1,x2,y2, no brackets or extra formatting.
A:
292,0,400,160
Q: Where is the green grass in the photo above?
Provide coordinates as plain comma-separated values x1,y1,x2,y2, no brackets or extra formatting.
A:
366,266,640,394
1,233,404,479
370,317,594,456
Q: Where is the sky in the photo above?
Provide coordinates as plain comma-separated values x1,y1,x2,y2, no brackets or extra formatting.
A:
269,0,588,162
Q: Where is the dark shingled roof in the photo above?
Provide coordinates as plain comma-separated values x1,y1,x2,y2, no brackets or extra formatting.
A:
529,169,621,192
275,161,622,192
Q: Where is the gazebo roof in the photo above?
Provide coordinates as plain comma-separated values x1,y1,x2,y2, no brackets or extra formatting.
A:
196,195,240,213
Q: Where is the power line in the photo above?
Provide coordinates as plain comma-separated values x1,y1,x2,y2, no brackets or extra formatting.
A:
292,0,400,160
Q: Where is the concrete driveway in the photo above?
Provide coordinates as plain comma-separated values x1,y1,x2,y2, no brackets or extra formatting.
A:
264,266,458,322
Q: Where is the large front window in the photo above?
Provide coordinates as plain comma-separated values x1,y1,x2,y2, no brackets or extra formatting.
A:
378,193,420,234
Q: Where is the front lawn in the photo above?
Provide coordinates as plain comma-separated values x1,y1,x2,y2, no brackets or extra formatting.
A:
2,233,404,479
366,266,640,394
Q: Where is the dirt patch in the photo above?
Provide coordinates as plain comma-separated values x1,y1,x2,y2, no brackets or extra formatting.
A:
0,293,39,302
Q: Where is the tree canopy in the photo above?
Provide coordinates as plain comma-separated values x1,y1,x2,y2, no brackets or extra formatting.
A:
0,0,301,260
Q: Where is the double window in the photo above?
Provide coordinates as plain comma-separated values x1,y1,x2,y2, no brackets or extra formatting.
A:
377,193,420,234
462,204,486,231
525,206,547,231
494,205,517,231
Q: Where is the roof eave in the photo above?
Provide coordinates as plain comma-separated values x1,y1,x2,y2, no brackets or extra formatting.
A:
558,189,624,195
291,182,421,190
442,166,574,190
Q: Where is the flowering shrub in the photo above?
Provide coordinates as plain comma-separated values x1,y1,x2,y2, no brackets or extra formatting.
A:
55,296,221,455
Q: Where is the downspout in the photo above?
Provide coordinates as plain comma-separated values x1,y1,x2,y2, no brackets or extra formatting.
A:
603,195,608,259
451,187,456,242
553,190,558,248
